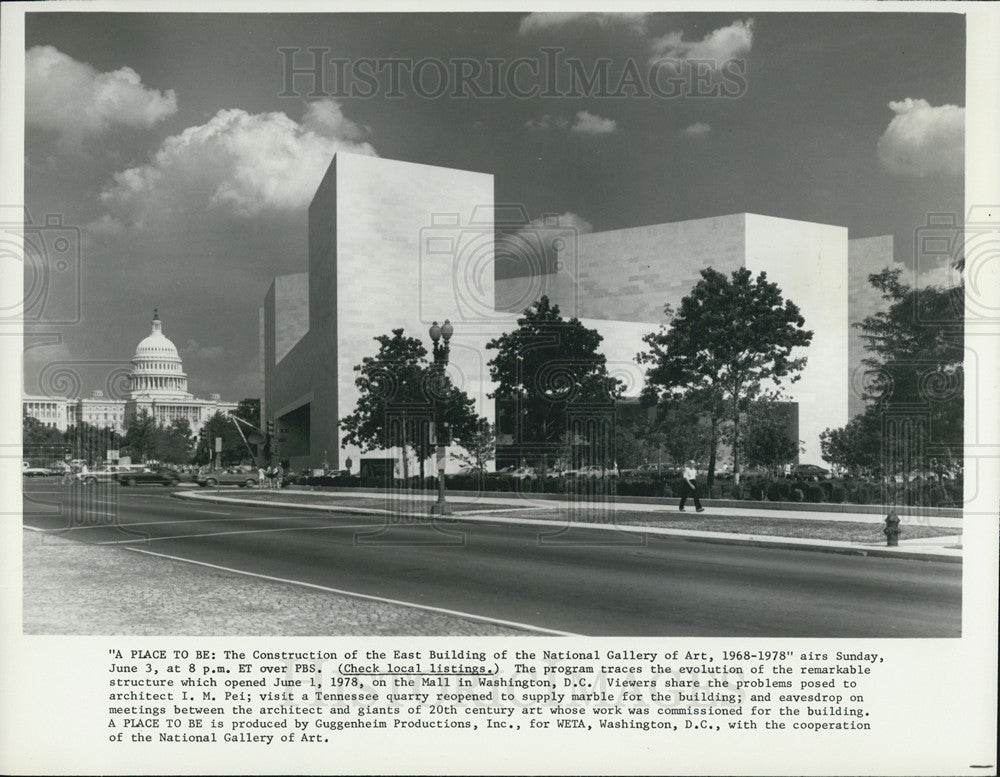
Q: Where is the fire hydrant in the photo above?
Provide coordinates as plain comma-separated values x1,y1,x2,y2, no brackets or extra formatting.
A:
884,511,901,547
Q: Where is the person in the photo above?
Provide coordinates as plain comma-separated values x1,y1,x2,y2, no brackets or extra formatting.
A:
60,461,75,486
679,460,704,512
258,465,266,489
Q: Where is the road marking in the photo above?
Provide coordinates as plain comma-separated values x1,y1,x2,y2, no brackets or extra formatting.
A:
35,514,323,531
123,546,581,637
96,523,375,545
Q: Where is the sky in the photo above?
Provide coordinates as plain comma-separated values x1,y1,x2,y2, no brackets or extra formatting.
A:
21,11,965,402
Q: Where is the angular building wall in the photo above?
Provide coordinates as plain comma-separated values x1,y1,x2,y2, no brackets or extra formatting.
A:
543,213,849,465
266,152,511,471
744,214,849,463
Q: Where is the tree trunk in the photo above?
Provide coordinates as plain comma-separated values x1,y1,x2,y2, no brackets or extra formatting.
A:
732,396,741,486
707,416,718,489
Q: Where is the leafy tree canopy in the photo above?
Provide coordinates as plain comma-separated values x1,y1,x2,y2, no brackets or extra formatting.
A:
486,296,623,466
340,328,481,478
639,267,813,483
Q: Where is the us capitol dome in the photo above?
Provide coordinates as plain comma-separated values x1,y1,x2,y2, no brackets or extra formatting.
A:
129,308,191,398
22,309,237,435
124,309,238,432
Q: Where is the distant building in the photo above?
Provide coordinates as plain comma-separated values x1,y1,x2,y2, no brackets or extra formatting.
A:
123,309,237,433
22,309,237,435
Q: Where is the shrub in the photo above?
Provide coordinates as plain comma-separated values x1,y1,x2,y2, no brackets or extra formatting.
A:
767,481,791,502
848,482,875,505
791,487,805,502
804,483,826,503
829,484,847,504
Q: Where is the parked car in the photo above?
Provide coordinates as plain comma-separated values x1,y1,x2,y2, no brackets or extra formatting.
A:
22,465,55,477
574,464,619,479
196,466,261,488
116,467,181,486
787,464,831,481
634,463,681,477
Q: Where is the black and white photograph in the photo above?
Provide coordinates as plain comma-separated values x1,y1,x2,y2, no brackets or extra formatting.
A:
2,1,997,774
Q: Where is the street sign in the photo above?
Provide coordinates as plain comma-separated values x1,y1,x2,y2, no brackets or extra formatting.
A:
214,436,222,453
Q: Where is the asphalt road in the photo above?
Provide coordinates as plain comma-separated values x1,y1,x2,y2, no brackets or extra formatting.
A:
22,480,962,637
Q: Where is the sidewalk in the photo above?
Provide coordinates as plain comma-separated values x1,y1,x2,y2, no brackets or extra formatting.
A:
174,488,962,563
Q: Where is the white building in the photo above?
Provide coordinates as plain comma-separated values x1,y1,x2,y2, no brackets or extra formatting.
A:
23,309,238,436
262,153,894,469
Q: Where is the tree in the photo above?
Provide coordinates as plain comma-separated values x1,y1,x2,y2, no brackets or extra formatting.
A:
452,418,496,473
157,419,194,464
64,422,124,465
645,393,714,468
822,268,963,481
122,410,159,463
639,267,813,485
340,328,480,480
486,296,623,474
738,399,800,475
22,416,65,463
233,398,261,429
857,268,963,470
820,412,883,478
193,411,249,466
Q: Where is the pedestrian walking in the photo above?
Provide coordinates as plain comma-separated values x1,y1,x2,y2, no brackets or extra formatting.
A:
257,465,266,489
679,460,704,512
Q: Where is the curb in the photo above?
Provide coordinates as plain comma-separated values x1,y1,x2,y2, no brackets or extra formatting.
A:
170,491,962,564
288,485,964,519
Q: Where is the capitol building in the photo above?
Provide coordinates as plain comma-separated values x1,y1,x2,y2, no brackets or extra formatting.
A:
23,309,237,435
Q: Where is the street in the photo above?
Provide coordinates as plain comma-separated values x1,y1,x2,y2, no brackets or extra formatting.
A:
22,480,961,637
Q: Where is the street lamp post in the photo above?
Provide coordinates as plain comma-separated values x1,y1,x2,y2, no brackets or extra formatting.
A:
429,319,453,515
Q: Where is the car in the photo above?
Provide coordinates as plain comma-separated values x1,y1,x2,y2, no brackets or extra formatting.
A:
196,467,261,488
116,467,181,486
787,464,831,481
575,464,619,479
22,466,54,477
634,463,681,477
498,466,537,480
75,465,143,486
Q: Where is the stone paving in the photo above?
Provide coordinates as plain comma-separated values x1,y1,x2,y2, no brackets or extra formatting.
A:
21,529,526,636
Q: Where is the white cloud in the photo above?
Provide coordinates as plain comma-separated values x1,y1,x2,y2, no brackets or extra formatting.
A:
529,211,594,235
876,98,964,177
650,19,754,65
26,45,177,147
183,339,225,360
497,211,594,270
915,261,962,290
525,114,569,131
519,12,649,36
572,111,618,135
527,111,617,135
681,122,712,137
96,99,376,227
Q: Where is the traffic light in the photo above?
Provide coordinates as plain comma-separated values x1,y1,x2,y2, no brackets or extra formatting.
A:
266,420,274,437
